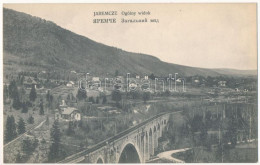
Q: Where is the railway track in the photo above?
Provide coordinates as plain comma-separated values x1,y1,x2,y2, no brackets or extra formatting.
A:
59,111,181,163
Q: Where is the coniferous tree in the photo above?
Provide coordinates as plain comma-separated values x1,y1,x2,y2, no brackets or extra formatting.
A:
149,73,156,80
22,138,37,156
9,80,21,110
89,97,95,104
5,115,17,143
111,90,122,107
66,121,75,136
27,115,34,124
9,79,21,110
48,120,62,162
12,94,21,110
76,89,87,101
46,90,52,108
39,102,44,115
9,80,17,99
21,102,28,113
19,87,26,102
29,85,37,102
18,118,26,134
142,92,151,103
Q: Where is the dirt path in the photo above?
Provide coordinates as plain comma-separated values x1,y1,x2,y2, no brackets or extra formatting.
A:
4,119,46,148
157,148,191,163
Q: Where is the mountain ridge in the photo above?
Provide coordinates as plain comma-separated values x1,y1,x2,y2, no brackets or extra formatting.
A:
3,8,256,77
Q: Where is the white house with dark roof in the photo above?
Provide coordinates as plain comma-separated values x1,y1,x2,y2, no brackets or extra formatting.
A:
61,107,81,121
55,100,81,121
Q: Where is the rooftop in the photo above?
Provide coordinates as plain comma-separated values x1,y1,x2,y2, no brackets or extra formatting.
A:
62,107,78,115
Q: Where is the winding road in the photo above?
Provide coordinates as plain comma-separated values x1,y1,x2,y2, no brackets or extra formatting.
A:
157,148,191,163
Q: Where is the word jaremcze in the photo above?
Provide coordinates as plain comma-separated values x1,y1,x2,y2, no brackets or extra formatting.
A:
93,11,117,23
93,11,117,16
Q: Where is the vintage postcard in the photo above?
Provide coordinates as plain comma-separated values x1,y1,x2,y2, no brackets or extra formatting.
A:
2,3,258,163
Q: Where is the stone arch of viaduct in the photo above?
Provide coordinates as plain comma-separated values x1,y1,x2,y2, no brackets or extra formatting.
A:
60,113,171,163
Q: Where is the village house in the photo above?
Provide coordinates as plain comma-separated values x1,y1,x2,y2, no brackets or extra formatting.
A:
127,77,142,90
90,77,101,89
92,77,100,82
66,81,75,87
61,107,81,121
176,78,182,83
24,77,40,89
129,82,138,89
55,100,81,121
218,81,227,87
55,107,81,121
115,76,125,82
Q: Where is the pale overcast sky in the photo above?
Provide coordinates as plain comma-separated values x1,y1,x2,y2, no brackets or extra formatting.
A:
4,3,257,70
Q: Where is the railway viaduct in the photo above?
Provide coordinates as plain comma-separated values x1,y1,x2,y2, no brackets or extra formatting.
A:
59,112,177,163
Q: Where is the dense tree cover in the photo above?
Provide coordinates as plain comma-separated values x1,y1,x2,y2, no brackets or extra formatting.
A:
66,121,75,136
164,89,171,97
88,96,95,104
12,94,21,110
48,120,63,162
149,73,156,80
18,118,26,134
76,88,87,101
142,92,151,103
17,137,39,162
112,90,122,107
5,115,17,143
226,116,238,148
21,102,28,113
9,80,18,99
128,91,141,100
15,152,23,163
22,138,38,156
9,80,22,109
4,84,9,101
27,115,34,124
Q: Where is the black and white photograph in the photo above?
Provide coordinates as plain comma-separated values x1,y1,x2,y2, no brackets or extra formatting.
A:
2,3,258,163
